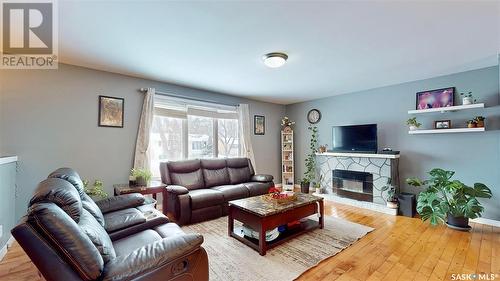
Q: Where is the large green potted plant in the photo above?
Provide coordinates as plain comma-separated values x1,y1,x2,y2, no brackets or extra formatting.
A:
304,125,318,187
407,168,492,230
131,168,152,186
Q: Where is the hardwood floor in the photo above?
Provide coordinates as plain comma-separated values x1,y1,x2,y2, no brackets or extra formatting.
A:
0,201,498,281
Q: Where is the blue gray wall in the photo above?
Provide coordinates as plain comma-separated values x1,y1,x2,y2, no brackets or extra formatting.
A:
286,66,500,220
0,64,285,220
0,161,16,250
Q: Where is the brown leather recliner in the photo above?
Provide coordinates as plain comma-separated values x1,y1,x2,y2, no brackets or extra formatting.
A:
11,168,209,281
161,158,274,225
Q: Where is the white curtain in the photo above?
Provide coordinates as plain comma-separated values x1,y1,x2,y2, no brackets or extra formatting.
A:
133,88,155,170
238,104,257,172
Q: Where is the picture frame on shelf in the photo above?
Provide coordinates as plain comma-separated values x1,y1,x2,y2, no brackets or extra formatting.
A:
254,115,265,135
416,87,454,110
98,95,124,128
434,120,451,129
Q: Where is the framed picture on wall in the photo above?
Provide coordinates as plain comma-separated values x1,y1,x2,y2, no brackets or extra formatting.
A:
434,120,451,129
415,87,454,110
98,95,124,128
254,115,265,135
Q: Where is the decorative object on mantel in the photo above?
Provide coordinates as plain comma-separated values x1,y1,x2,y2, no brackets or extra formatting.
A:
416,87,454,110
83,179,107,200
318,144,328,153
434,120,451,129
467,119,477,128
304,125,319,185
406,117,421,131
460,91,476,105
254,115,265,135
131,168,152,186
474,116,485,128
407,168,492,231
307,109,322,124
98,95,124,128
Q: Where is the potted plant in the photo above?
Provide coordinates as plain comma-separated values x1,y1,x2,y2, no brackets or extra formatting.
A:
460,92,476,105
474,116,485,128
313,175,323,194
406,117,421,131
131,168,152,186
281,116,296,131
466,120,477,128
381,179,398,209
299,178,310,193
304,125,318,186
83,179,107,201
318,144,328,153
406,168,492,230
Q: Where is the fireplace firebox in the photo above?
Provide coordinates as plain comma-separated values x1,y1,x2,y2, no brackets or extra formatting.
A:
332,170,373,202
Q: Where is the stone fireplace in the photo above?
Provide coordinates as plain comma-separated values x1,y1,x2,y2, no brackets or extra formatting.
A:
315,152,400,214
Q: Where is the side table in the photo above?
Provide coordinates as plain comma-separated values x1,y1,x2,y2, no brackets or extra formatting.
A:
113,181,167,214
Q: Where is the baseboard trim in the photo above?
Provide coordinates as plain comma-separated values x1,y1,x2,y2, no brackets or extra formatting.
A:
0,236,15,262
471,217,500,227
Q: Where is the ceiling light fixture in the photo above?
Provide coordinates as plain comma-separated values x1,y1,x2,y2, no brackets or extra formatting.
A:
262,52,288,68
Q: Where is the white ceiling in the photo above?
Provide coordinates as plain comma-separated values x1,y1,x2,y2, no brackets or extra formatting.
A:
59,1,500,104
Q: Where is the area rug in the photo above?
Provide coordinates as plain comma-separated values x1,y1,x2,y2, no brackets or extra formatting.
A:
182,216,374,281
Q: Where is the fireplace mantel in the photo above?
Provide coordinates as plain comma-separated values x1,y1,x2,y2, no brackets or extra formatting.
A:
316,152,400,159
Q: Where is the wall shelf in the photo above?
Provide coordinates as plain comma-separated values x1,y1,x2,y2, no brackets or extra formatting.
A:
408,127,485,135
408,103,484,114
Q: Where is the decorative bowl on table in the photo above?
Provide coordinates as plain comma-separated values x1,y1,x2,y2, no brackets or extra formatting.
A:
264,190,297,204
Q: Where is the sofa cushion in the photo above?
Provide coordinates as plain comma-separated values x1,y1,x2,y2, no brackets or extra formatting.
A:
226,158,254,184
48,168,105,226
213,184,249,202
243,182,273,196
188,189,224,210
201,159,230,188
79,209,116,263
154,222,185,239
29,178,83,222
104,208,146,233
112,229,162,257
167,160,205,190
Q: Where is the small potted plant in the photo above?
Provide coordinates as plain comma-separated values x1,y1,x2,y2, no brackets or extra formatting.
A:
460,92,476,105
466,120,477,128
407,168,492,230
474,116,485,128
318,144,328,153
313,175,323,194
83,179,107,201
281,116,296,131
299,178,310,193
131,168,152,186
381,179,398,209
406,117,421,131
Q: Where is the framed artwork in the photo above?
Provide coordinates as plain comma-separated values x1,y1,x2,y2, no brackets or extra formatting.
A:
416,87,454,110
434,120,451,129
98,95,124,128
254,115,265,135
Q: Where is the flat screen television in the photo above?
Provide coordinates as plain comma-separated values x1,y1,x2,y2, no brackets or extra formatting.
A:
332,124,378,153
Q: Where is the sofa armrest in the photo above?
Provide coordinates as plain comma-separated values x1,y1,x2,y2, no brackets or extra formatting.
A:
251,174,274,182
102,234,204,281
95,193,145,214
166,185,189,195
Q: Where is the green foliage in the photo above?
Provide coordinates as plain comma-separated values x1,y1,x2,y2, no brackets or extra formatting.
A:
300,178,310,185
83,179,107,199
304,126,318,183
406,168,492,226
131,168,152,183
406,117,421,127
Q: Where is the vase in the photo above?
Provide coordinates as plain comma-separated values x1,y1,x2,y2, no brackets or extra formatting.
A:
300,182,310,193
409,125,418,131
315,187,321,194
446,214,471,231
467,123,477,128
136,177,147,186
476,120,484,128
462,97,473,105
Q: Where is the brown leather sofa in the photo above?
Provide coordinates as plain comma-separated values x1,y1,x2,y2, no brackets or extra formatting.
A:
161,158,274,225
11,168,209,281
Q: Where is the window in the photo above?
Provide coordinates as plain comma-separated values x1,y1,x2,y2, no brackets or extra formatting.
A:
149,96,240,178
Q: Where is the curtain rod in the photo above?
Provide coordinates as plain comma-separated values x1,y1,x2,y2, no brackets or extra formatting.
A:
139,88,239,107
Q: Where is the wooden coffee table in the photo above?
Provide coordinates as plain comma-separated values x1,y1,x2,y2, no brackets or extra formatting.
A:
228,193,324,256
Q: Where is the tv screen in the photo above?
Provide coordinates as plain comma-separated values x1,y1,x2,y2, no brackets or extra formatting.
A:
332,124,378,153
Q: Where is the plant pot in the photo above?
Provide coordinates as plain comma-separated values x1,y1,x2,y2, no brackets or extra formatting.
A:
386,201,398,209
462,97,473,105
136,177,148,186
318,147,327,153
476,120,484,128
315,187,321,194
409,125,418,131
300,183,310,193
467,122,477,128
446,214,471,231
